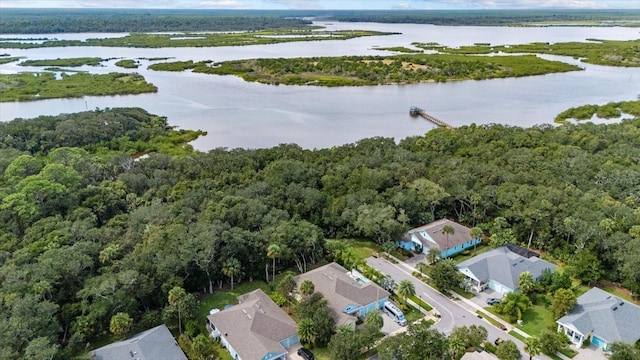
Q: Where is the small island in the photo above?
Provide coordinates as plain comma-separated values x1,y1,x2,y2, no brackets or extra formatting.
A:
149,53,581,86
414,39,640,67
0,72,157,102
0,29,398,49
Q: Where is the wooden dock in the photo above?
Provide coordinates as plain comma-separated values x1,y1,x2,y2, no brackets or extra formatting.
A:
410,106,454,129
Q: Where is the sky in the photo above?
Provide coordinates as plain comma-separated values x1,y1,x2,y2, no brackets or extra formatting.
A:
1,0,639,10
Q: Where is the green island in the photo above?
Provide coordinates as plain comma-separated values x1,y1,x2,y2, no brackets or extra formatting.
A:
1,103,640,360
0,56,23,64
555,100,640,123
0,72,157,102
414,39,640,67
19,57,105,67
0,29,398,49
149,53,580,86
115,59,140,68
373,46,423,53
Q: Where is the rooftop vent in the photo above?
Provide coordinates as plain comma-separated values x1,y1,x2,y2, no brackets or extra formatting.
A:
620,302,624,306
613,306,618,311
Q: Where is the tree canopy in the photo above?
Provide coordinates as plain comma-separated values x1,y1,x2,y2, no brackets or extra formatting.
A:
1,105,639,358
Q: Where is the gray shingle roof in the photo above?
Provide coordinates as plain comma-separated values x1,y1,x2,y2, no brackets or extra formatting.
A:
294,263,390,325
89,324,187,360
402,219,473,252
207,289,297,360
457,246,555,291
557,287,640,344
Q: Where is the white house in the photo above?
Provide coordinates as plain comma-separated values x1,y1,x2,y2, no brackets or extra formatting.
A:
457,244,555,295
556,287,640,350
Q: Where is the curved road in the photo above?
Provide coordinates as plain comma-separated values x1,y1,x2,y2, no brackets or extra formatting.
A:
366,256,550,360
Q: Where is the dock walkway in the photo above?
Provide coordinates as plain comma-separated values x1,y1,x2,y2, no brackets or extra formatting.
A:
410,106,455,129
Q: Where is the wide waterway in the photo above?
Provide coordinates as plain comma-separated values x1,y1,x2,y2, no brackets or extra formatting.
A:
1,22,639,150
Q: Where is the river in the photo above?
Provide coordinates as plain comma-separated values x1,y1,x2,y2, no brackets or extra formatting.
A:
1,22,638,150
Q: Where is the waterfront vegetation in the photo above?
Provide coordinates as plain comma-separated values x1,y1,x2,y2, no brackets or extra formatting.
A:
115,59,140,68
0,72,157,102
0,56,23,64
149,53,580,86
1,104,639,359
374,46,423,53
19,57,105,67
415,38,640,67
0,29,397,49
555,100,640,123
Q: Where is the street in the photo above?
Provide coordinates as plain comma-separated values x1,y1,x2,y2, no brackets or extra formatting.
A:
366,256,550,360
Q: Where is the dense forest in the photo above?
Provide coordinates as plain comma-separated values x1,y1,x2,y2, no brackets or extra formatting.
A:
328,9,640,26
1,9,638,34
0,9,312,34
0,104,639,358
154,53,580,86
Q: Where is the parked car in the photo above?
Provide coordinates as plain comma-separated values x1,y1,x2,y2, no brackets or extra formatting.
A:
494,338,504,346
486,298,501,305
297,347,315,360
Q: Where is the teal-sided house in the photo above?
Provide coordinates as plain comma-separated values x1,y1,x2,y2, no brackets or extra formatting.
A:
556,287,640,351
206,289,299,360
398,219,481,258
294,262,390,330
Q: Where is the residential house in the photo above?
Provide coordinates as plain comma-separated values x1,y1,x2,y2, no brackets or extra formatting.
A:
457,244,556,295
206,289,299,360
294,262,390,329
556,287,640,350
89,324,187,360
461,351,498,360
398,219,481,258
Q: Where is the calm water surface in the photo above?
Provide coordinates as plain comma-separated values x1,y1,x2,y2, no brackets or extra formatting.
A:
1,22,639,150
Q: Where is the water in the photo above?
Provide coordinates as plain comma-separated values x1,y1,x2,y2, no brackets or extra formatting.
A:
1,22,638,150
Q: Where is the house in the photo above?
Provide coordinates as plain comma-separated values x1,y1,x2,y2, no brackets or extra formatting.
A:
398,219,481,258
206,289,299,360
556,287,640,350
89,324,187,360
461,351,498,360
457,244,556,295
294,262,390,329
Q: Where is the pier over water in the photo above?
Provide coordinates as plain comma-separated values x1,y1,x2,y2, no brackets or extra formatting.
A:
410,106,455,129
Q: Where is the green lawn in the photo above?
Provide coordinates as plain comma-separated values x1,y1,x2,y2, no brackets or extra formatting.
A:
327,238,380,262
508,330,527,342
486,302,555,336
451,244,493,264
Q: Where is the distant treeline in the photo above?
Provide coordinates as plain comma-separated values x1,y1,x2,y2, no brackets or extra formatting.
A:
0,9,312,33
2,9,639,34
329,9,640,26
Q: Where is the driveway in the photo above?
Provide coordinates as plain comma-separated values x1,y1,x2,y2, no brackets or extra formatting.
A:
366,256,551,360
471,288,503,309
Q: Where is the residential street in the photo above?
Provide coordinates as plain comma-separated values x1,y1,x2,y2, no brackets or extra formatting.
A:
366,256,551,360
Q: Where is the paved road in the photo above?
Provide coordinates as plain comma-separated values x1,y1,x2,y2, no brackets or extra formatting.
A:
367,256,550,360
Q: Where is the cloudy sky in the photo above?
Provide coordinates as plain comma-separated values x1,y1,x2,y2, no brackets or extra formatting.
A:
0,0,638,9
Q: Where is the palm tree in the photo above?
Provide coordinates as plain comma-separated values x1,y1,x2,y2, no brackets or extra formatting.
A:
397,279,416,305
364,309,384,330
168,286,187,334
381,241,395,259
449,334,467,360
524,336,542,360
267,243,281,283
416,262,429,277
518,271,535,296
470,226,483,253
427,248,442,264
298,318,316,346
222,257,241,290
300,279,315,296
498,291,531,322
441,224,455,258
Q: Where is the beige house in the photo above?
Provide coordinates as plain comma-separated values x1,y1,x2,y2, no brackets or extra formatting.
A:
294,262,390,329
206,289,299,360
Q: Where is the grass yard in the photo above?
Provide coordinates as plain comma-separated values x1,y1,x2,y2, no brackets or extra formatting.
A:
452,244,492,264
508,330,527,342
327,238,380,262
486,302,555,336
